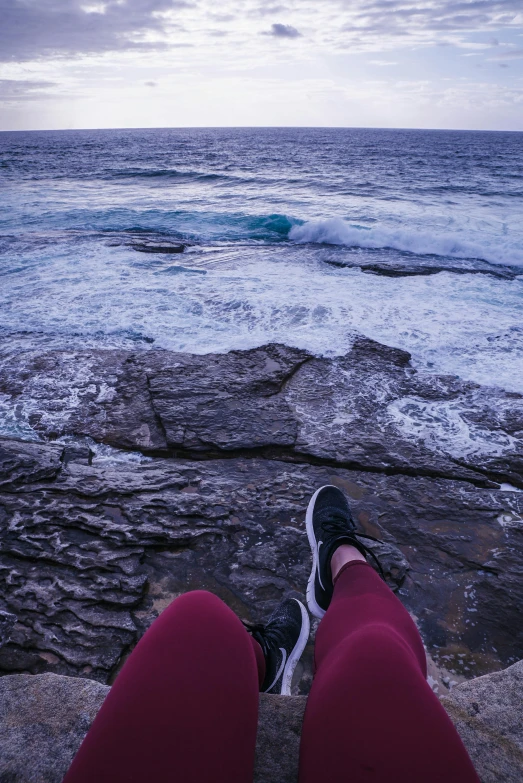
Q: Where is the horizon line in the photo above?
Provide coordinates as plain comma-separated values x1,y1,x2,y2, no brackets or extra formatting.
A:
1,124,523,134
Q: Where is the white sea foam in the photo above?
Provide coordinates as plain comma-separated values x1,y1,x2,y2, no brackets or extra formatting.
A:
499,483,523,493
386,397,519,460
2,128,522,462
289,218,523,267
1,242,522,395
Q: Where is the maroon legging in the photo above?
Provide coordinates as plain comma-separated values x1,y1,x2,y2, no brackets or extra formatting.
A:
64,561,479,783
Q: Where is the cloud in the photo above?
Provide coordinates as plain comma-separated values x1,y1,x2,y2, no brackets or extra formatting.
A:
489,48,523,60
337,0,523,47
265,23,301,38
0,0,191,62
144,80,157,86
208,13,236,22
252,5,287,17
0,79,57,101
1,0,523,66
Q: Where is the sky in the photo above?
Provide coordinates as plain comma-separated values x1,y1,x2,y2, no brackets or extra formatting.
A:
0,0,522,131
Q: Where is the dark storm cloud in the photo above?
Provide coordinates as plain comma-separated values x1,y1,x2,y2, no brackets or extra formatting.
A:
0,0,191,62
0,79,57,100
266,23,301,38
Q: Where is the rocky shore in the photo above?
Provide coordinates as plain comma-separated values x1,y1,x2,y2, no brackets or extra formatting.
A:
1,661,522,782
0,336,522,693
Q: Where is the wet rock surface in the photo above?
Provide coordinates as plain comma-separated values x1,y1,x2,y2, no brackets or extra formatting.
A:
320,247,521,280
0,610,16,648
130,242,186,254
0,437,522,686
1,338,522,486
0,338,522,688
324,257,520,280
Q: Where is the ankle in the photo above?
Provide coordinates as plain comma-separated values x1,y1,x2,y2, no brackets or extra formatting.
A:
331,544,366,581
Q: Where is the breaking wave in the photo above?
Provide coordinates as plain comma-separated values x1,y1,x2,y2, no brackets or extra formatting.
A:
289,218,523,267
106,168,234,183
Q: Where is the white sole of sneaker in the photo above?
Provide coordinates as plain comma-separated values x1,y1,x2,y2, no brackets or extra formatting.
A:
280,598,310,696
305,485,337,620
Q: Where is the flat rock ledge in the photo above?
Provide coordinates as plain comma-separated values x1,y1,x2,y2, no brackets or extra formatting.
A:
2,340,523,687
1,662,522,783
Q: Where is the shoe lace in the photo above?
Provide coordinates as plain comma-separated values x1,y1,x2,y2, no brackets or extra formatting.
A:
242,619,285,654
323,513,386,581
350,534,386,580
320,512,354,538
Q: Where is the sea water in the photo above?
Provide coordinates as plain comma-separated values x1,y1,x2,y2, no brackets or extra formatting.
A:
1,127,522,397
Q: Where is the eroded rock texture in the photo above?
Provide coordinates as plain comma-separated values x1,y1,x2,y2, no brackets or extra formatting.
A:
0,339,522,690
1,338,522,485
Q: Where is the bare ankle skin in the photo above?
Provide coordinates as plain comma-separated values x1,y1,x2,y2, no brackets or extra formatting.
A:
331,544,366,581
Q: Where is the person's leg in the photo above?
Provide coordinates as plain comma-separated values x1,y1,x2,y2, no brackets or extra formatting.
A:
299,560,480,782
300,485,479,783
64,590,262,783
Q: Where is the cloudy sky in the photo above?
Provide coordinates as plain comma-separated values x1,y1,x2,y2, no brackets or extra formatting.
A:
1,0,522,131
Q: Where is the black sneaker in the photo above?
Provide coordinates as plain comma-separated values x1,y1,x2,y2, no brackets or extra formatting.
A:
306,485,384,619
245,598,310,695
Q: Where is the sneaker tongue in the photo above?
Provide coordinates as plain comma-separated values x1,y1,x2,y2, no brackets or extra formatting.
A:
315,507,354,531
322,534,362,586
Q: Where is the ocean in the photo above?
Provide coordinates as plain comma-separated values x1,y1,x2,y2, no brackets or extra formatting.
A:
1,126,522,417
